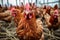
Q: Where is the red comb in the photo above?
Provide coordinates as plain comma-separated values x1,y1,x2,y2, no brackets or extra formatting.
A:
11,8,16,17
25,3,30,11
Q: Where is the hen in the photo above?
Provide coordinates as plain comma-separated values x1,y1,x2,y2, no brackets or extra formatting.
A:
16,3,44,40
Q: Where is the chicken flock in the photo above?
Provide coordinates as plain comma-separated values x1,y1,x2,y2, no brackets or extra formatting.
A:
0,3,60,40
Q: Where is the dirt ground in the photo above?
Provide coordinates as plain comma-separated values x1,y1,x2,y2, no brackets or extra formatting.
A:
0,19,60,40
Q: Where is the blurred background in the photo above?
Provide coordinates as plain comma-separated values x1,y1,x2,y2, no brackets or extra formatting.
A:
0,0,60,7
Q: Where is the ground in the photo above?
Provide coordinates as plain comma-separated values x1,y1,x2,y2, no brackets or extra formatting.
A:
0,18,60,40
